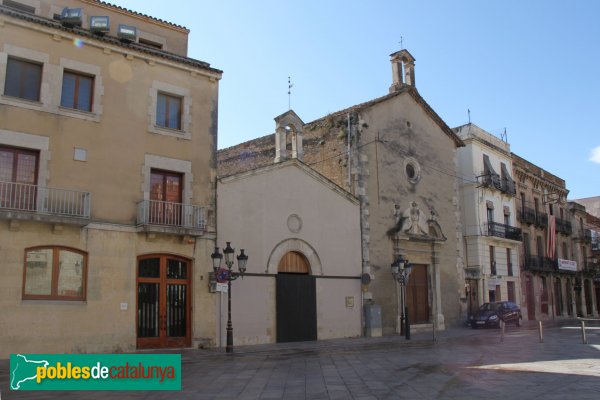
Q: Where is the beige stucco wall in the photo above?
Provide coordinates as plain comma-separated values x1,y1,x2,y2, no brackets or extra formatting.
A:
0,221,216,358
0,5,220,357
217,161,362,345
0,15,219,224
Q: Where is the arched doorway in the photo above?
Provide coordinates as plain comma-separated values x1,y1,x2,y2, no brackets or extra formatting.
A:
276,251,317,342
136,254,191,349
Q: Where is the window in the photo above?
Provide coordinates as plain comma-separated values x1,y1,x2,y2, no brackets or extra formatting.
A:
489,246,496,275
2,0,35,14
504,208,510,226
507,248,513,276
507,281,516,303
536,236,544,257
149,169,183,225
487,203,494,223
23,246,87,300
562,242,568,260
523,233,530,257
139,38,163,50
0,145,38,210
4,57,42,101
156,93,182,130
61,71,94,112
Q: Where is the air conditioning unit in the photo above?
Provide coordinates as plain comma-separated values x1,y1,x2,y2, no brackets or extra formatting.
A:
60,7,83,27
89,16,109,35
117,24,137,43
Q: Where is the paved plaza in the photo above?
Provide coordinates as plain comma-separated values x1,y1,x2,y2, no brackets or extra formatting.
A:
1,320,599,399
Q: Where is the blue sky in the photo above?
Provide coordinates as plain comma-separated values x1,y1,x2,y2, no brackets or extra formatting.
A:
110,1,599,200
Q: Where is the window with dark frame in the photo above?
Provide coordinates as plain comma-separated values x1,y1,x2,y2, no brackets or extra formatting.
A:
507,248,513,276
489,245,496,275
23,246,87,300
2,0,36,14
0,145,39,211
61,70,94,112
4,57,42,101
156,92,182,130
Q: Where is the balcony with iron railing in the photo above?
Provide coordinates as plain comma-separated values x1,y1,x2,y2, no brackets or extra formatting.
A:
522,255,558,273
0,181,91,225
485,221,523,241
481,171,502,191
555,218,572,235
535,212,548,229
136,199,206,236
584,257,600,275
573,228,592,243
517,205,536,225
500,177,516,196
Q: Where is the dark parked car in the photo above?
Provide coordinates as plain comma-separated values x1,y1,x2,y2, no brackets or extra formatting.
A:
470,301,522,328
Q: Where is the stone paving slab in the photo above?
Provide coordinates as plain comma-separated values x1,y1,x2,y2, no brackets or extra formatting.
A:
1,320,599,399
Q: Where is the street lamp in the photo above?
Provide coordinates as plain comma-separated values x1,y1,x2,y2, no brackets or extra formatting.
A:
391,254,413,339
211,242,248,353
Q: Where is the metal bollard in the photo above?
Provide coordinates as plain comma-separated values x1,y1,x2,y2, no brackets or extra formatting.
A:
581,320,587,344
538,321,543,343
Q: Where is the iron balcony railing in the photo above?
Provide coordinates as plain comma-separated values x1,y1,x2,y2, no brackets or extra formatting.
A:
535,212,548,229
500,178,516,196
555,218,572,235
481,171,502,191
137,199,206,230
485,221,523,241
523,255,557,273
517,206,536,225
0,181,91,218
584,258,600,275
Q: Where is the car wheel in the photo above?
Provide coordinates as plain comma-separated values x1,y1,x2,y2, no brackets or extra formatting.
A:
516,317,522,327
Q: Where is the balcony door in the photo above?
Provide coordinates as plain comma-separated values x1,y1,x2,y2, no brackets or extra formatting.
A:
137,255,191,349
0,145,38,211
149,169,182,225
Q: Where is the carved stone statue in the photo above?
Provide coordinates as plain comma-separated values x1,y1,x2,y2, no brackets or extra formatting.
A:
400,201,429,235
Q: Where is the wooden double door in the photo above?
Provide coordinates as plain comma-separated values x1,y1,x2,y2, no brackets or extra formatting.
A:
276,251,317,343
406,264,429,324
137,255,191,349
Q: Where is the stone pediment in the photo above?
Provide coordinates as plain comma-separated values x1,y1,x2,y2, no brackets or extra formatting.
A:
387,201,447,242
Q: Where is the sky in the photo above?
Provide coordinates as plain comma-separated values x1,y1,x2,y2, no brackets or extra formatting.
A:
109,0,600,200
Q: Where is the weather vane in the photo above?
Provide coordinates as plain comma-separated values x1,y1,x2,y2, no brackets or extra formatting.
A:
288,76,293,110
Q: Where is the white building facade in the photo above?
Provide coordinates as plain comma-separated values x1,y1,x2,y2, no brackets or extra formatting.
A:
455,124,522,317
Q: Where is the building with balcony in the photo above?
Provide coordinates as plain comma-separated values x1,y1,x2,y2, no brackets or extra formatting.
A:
568,202,599,317
0,0,221,357
512,153,576,321
454,124,521,318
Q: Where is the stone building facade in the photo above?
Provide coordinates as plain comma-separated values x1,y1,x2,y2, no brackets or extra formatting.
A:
455,124,522,318
512,153,584,321
0,0,221,357
568,202,599,317
219,50,466,335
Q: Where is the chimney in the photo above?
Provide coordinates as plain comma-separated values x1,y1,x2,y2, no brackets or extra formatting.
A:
389,49,416,93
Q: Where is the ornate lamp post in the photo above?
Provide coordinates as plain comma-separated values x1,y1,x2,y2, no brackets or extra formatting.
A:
211,242,248,353
391,254,412,340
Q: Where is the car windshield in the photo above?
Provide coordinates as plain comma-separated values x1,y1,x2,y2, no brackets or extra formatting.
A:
479,303,502,311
